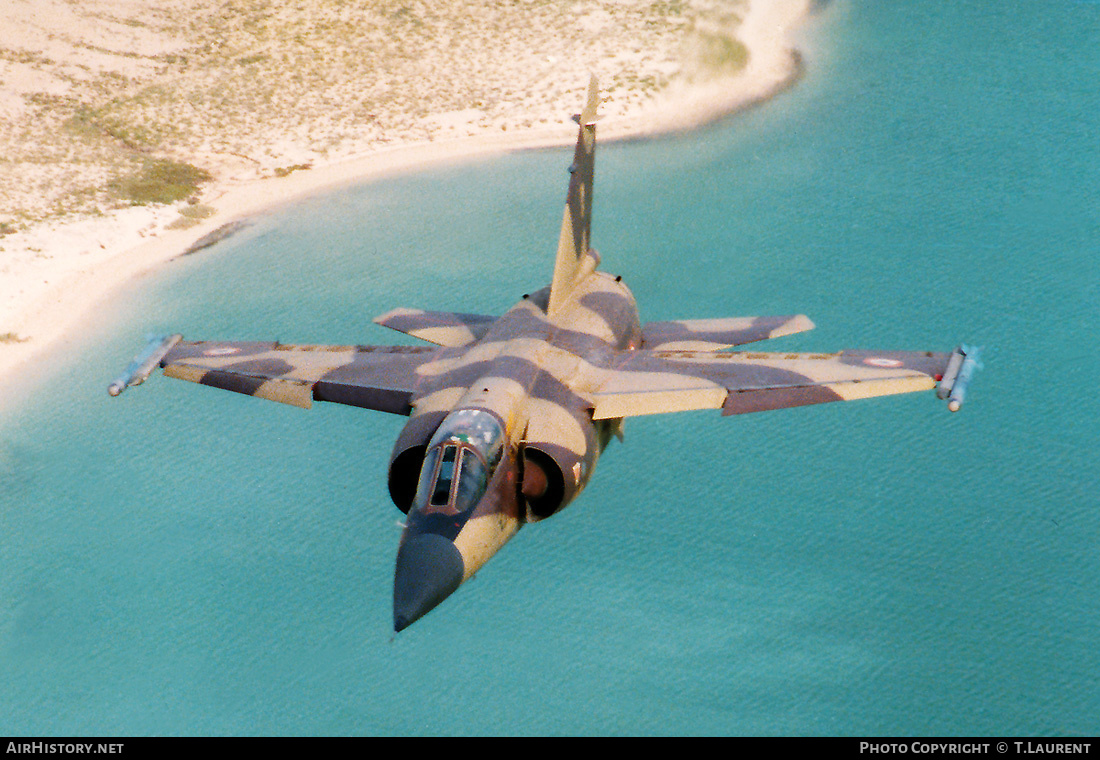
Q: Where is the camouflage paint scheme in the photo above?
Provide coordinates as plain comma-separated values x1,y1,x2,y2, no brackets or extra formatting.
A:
111,78,972,631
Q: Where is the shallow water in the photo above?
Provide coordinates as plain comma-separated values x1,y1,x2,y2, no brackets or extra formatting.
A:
1,1,1098,735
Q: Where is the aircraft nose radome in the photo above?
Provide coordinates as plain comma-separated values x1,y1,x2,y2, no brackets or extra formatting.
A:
393,533,464,632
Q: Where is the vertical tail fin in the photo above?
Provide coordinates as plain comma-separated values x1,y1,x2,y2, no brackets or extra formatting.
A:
547,76,600,316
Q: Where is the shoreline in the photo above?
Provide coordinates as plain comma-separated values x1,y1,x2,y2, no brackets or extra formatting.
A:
0,0,812,405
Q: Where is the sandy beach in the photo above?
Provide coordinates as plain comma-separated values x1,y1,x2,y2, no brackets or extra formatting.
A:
0,0,811,399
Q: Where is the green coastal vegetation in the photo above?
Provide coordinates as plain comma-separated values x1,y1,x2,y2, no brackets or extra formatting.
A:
107,159,212,206
695,29,749,72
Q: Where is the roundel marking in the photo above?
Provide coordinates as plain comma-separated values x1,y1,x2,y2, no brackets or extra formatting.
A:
864,357,903,368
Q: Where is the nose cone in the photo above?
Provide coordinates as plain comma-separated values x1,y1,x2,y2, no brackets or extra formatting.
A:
393,533,465,632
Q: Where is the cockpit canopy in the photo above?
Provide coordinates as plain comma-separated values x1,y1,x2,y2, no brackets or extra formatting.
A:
412,409,505,515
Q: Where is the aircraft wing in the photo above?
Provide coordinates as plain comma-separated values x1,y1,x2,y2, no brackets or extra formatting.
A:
640,315,814,351
588,349,952,419
373,308,497,347
144,339,441,414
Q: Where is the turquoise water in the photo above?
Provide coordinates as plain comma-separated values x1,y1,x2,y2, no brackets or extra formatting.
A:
2,1,1098,735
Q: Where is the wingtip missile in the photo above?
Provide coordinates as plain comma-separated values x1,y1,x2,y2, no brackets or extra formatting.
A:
108,333,182,397
937,344,983,412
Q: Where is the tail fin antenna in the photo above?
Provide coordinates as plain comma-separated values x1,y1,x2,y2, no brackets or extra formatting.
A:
547,76,600,316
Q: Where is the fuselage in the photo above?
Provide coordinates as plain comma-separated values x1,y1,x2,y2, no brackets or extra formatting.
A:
392,260,640,630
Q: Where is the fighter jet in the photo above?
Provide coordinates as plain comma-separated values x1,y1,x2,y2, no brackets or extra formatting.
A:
109,78,980,632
